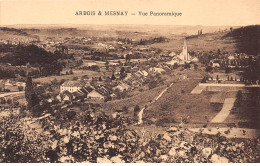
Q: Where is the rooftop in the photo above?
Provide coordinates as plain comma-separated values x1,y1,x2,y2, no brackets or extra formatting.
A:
61,81,84,87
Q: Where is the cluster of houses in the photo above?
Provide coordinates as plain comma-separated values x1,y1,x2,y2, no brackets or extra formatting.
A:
209,53,257,69
57,65,164,103
57,80,105,102
0,80,26,105
0,79,26,92
0,39,35,46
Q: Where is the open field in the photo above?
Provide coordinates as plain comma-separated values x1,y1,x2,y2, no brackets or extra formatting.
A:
144,78,216,125
150,31,236,53
225,90,260,129
101,83,168,115
34,70,100,83
101,66,259,129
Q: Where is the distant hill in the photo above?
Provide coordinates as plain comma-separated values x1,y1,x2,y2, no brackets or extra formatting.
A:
0,45,58,66
1,24,234,39
1,24,258,55
0,27,29,36
0,27,38,41
0,45,63,76
223,25,260,55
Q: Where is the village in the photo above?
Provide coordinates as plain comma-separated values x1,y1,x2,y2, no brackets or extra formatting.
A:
0,32,259,108
0,25,259,163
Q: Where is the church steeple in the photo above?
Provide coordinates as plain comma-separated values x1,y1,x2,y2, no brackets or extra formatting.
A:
183,39,187,55
180,39,190,61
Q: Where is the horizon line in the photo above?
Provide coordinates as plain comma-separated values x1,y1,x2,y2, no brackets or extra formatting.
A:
1,23,258,27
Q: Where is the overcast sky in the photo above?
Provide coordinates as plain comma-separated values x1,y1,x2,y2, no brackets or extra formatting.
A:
0,0,259,26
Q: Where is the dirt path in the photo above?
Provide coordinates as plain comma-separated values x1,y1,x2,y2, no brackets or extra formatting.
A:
138,82,174,124
190,84,206,94
0,91,24,98
211,98,236,123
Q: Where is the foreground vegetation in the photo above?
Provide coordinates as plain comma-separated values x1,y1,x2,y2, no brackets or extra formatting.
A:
0,109,259,163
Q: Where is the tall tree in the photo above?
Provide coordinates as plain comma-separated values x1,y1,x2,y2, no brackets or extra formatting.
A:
111,73,116,81
126,54,131,62
25,76,33,109
105,61,109,71
134,105,140,122
25,76,39,110
120,67,126,79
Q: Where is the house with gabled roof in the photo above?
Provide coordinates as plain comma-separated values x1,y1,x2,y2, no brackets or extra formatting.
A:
148,67,165,74
113,82,130,92
57,91,73,102
87,90,105,101
78,86,94,95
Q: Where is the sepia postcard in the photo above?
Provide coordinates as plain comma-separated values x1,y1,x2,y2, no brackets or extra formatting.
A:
0,0,259,163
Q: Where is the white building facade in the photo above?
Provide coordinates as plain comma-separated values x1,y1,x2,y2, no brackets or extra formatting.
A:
60,81,84,93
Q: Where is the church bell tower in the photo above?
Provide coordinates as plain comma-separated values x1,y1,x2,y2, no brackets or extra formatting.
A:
180,39,190,61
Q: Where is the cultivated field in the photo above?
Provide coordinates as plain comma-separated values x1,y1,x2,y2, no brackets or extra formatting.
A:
34,70,100,84
150,31,236,53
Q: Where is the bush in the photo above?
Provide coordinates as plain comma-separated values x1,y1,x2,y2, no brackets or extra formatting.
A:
18,86,24,91
205,66,213,72
139,88,144,92
160,103,169,111
184,63,190,69
72,76,78,81
148,81,158,89
156,118,176,127
4,89,11,92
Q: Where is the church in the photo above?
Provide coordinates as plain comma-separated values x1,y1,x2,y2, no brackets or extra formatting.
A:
179,39,190,62
166,39,191,66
